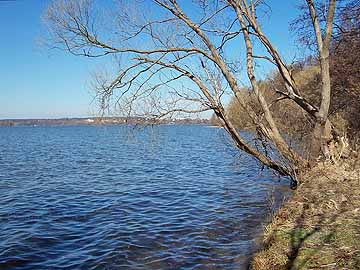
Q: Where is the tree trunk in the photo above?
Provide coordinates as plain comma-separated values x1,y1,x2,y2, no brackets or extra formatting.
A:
310,119,332,159
306,0,336,159
311,50,333,159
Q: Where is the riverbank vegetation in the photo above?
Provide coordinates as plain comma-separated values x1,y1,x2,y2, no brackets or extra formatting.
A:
252,157,360,269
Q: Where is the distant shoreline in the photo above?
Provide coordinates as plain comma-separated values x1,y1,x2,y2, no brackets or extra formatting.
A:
0,117,210,127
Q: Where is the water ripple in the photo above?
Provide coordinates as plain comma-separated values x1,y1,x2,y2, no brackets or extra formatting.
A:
0,125,289,269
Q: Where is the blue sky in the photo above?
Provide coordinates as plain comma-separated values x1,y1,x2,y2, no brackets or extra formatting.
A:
0,0,302,119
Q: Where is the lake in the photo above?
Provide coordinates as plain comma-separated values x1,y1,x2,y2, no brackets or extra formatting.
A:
0,125,289,269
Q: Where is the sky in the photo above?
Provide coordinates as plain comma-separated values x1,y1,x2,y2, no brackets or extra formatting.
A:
0,0,303,120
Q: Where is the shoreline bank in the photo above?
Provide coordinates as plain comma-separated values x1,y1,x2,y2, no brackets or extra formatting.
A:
251,159,360,269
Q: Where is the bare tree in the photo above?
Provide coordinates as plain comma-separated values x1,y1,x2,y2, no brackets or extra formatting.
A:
228,0,341,158
43,0,339,183
305,0,336,156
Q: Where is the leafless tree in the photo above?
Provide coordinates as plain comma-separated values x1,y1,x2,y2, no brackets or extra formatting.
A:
291,0,358,155
305,0,336,156
43,0,339,183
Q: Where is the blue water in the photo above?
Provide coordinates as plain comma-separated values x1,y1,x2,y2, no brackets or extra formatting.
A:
0,125,288,269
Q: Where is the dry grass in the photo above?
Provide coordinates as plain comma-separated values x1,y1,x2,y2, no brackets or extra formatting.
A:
252,157,360,270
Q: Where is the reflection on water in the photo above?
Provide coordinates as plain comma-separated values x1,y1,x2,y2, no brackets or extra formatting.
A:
0,125,288,269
